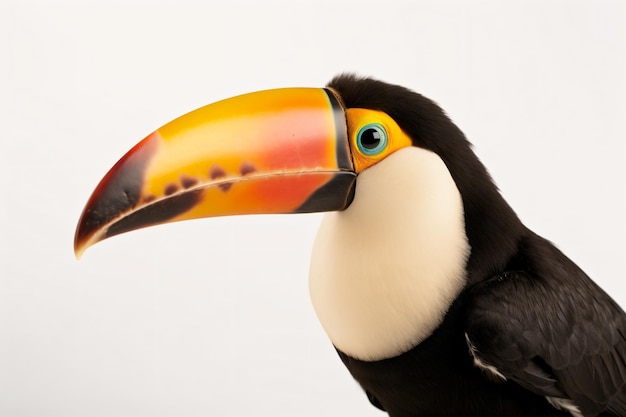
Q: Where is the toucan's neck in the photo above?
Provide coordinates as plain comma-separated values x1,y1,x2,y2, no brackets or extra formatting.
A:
442,146,524,283
409,115,524,282
309,147,471,361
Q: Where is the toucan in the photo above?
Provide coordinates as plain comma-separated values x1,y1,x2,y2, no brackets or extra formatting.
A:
75,75,626,417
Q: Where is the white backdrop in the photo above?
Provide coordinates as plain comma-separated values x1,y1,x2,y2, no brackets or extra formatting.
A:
2,1,625,416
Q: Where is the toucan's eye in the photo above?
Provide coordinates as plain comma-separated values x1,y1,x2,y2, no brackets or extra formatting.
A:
356,124,388,155
347,109,412,173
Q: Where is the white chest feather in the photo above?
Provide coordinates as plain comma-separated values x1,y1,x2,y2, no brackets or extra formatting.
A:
309,147,470,361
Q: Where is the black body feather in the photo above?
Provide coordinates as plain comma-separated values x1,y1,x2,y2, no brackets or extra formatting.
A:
327,74,626,417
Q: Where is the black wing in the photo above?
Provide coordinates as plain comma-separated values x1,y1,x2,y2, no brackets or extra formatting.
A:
465,235,626,416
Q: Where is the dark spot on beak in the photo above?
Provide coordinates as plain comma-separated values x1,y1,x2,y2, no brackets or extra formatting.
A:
210,165,227,180
218,182,233,192
143,195,156,204
181,175,198,189
164,183,179,196
240,162,256,176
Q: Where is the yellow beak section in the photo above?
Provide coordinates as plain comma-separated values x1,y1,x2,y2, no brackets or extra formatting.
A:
75,88,354,258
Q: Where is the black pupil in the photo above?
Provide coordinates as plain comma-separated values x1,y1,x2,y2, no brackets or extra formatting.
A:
360,128,381,149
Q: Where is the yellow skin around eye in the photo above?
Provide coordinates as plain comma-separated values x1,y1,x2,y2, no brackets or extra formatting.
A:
346,108,413,173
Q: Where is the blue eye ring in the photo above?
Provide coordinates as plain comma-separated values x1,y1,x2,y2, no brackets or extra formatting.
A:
356,123,388,155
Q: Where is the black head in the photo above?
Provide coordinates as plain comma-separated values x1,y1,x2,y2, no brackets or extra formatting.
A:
328,74,525,281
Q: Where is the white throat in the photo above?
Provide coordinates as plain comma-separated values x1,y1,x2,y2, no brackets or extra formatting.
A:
309,147,470,361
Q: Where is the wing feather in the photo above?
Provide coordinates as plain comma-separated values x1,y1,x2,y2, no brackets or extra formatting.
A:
465,235,626,416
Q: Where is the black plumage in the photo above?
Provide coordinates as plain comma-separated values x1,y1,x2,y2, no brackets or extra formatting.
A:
327,74,626,417
467,234,626,416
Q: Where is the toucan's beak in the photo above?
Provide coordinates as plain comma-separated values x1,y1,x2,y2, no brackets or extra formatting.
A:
74,88,355,258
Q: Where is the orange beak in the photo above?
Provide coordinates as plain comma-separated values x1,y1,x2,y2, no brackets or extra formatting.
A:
74,88,355,258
